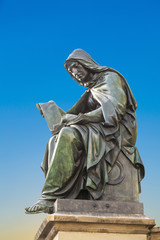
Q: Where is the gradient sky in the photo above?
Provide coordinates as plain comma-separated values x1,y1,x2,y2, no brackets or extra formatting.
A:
0,0,160,239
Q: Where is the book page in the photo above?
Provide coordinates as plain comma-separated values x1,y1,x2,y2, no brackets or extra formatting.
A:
36,101,65,132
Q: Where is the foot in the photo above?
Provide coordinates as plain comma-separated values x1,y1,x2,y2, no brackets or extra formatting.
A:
25,199,55,214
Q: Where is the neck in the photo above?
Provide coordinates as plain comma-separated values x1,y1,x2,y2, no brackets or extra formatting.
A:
82,72,100,88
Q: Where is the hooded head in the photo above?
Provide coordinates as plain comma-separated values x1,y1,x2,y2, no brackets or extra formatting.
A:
64,49,108,73
64,49,138,110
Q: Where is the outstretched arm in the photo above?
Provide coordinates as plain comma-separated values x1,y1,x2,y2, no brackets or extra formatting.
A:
64,107,104,125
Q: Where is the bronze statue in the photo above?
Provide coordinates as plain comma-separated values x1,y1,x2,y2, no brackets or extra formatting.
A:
25,49,144,214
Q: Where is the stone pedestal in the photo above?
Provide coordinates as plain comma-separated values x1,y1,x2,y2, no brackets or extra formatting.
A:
150,228,160,240
35,199,156,240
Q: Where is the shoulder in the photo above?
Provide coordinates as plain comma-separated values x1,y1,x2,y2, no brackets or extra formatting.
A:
100,71,124,88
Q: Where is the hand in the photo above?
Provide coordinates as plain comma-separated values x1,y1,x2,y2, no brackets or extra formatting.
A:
61,114,78,124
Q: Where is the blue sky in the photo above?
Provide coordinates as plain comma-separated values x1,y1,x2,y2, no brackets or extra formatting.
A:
0,0,160,239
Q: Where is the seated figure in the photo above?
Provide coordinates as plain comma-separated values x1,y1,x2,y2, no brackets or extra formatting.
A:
25,49,144,214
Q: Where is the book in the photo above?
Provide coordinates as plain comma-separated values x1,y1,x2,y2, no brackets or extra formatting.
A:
36,101,65,132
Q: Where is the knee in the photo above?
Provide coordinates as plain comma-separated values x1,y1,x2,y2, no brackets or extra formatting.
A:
59,127,76,140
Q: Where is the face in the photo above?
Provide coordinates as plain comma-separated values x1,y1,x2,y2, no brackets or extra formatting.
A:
67,62,89,85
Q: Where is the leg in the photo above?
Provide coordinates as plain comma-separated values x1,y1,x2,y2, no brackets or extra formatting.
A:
25,127,83,214
42,126,83,199
41,135,56,177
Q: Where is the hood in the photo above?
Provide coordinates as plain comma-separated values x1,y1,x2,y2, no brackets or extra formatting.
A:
64,49,138,110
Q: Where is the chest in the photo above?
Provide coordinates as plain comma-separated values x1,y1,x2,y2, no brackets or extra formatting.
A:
87,92,100,111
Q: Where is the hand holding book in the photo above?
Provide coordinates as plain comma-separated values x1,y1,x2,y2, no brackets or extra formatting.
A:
36,101,65,133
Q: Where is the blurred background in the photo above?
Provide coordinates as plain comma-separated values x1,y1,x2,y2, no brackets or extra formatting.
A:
0,0,160,239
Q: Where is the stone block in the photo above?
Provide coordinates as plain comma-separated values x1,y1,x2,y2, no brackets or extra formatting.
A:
54,199,144,215
54,231,147,240
103,152,140,202
150,227,160,240
35,213,155,240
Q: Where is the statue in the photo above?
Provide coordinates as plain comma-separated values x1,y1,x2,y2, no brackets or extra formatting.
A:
25,49,144,214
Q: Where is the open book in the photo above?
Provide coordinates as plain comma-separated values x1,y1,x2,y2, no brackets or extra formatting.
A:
36,101,65,132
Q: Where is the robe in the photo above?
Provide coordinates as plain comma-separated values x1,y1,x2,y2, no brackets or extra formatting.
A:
40,65,144,200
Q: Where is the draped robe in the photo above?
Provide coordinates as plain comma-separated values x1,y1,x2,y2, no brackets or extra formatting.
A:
40,49,144,200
